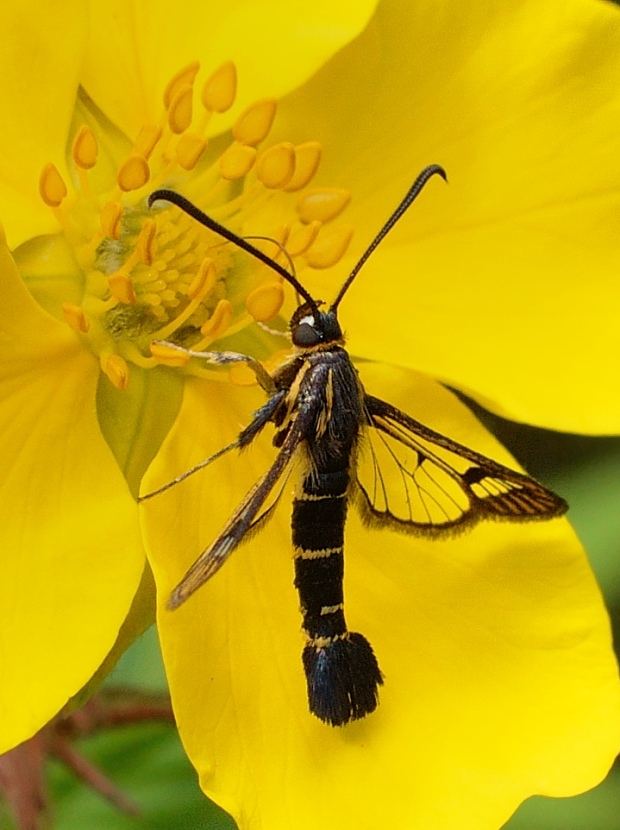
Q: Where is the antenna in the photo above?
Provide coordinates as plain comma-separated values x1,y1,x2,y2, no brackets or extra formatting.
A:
148,189,320,313
329,164,447,312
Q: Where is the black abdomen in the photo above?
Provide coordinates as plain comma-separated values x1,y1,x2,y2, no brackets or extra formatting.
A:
293,463,383,726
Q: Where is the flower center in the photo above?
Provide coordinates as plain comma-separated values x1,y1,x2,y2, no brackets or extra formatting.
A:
35,61,353,390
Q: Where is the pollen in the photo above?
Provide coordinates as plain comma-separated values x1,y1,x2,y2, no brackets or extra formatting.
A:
72,126,98,170
284,142,322,192
256,143,295,190
200,299,233,340
233,99,277,146
39,164,67,208
117,155,150,192
176,133,207,170
62,302,90,333
102,354,130,390
304,225,354,269
108,271,137,304
167,85,194,134
37,61,352,390
246,282,284,322
297,188,351,224
202,61,237,113
219,143,257,180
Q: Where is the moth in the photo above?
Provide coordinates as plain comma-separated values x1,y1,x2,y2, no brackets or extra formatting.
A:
143,165,568,727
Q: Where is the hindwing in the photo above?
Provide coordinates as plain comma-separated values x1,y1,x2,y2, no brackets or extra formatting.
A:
356,395,567,537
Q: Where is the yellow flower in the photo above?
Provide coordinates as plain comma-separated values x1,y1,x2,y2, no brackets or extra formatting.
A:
0,0,376,749
1,2,619,830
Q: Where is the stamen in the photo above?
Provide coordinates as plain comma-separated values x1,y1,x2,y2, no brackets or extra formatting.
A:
39,60,352,394
101,201,123,239
284,142,322,192
232,99,277,146
163,61,200,109
39,163,67,207
305,226,353,268
187,258,217,300
286,220,321,256
72,126,98,170
229,363,259,386
108,271,137,303
246,282,284,322
167,85,193,134
149,259,216,342
219,143,257,180
297,188,351,224
134,125,163,159
200,299,233,340
256,143,295,190
176,133,207,170
202,61,237,113
117,155,150,192
62,302,90,333
102,354,130,390
135,219,157,265
150,341,191,367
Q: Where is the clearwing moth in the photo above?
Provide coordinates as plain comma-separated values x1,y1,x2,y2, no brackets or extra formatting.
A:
142,165,568,727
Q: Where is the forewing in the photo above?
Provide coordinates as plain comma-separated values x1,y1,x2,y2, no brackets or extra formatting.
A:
167,420,303,609
355,395,567,537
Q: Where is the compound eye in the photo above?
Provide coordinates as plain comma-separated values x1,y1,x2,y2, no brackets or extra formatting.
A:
293,321,321,347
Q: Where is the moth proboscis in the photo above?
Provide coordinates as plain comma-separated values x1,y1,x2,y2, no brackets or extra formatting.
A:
141,165,567,727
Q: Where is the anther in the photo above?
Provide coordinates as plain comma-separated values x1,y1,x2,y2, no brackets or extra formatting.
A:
297,188,351,224
284,142,322,192
163,61,200,109
187,258,216,300
305,226,353,269
286,220,321,256
136,219,157,265
117,154,150,192
202,61,237,112
134,125,163,159
229,363,258,386
246,282,284,322
168,85,193,134
101,200,123,239
72,126,98,170
200,299,233,339
176,133,207,170
62,302,90,333
108,271,137,303
39,163,67,208
256,142,295,190
102,354,130,390
150,341,191,367
219,143,257,180
232,99,277,146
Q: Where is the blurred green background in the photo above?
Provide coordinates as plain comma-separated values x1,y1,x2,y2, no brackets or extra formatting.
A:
1,413,618,829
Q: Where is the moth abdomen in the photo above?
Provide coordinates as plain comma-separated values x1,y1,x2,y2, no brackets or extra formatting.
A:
302,633,383,727
293,465,383,726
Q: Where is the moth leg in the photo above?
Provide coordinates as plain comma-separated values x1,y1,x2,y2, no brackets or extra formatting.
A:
139,386,288,502
152,339,275,394
138,439,240,501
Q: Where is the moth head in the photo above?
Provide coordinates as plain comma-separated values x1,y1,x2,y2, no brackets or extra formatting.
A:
290,302,342,348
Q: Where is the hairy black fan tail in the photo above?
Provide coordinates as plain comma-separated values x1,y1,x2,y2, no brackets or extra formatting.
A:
302,633,383,726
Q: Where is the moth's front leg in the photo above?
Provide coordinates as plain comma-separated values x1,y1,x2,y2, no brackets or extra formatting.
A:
151,340,276,394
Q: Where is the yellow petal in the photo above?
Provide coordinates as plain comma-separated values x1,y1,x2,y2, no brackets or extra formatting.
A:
81,0,379,138
274,0,620,434
143,365,619,830
0,240,144,751
0,0,88,246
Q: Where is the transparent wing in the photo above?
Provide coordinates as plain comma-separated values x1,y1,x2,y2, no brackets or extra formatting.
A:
355,395,567,537
167,419,303,610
